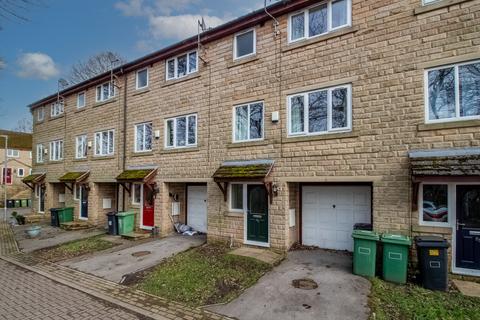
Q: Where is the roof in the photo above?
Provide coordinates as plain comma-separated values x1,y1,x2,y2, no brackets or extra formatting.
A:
409,148,480,159
28,0,316,110
22,173,46,183
409,148,480,176
0,130,32,150
213,160,274,181
116,168,157,182
59,171,90,183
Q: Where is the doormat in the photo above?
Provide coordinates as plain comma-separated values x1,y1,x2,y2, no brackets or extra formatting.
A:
292,278,318,290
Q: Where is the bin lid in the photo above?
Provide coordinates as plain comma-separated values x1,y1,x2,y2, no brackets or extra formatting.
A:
106,211,118,216
117,211,135,217
381,234,412,246
352,230,379,241
415,236,450,248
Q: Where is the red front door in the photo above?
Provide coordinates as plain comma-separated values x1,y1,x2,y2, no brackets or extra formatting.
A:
2,168,12,185
142,185,155,228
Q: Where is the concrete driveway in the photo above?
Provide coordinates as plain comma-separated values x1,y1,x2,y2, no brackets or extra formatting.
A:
208,249,371,320
62,234,206,283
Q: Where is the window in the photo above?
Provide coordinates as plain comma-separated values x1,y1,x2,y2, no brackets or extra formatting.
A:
75,135,88,159
419,183,450,226
35,184,40,198
289,0,351,43
135,122,153,152
94,130,114,156
17,168,24,177
288,84,351,136
132,184,142,205
36,144,44,163
422,0,440,5
166,51,198,80
234,29,256,60
234,101,264,142
426,60,480,123
29,151,32,159
49,140,64,161
96,81,115,102
77,92,86,108
165,114,197,148
7,149,19,158
230,184,244,211
136,68,149,89
74,184,81,201
37,107,45,122
51,101,64,117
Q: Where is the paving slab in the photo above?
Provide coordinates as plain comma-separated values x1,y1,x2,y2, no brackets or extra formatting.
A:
209,249,371,320
453,279,480,298
229,247,283,265
62,234,206,283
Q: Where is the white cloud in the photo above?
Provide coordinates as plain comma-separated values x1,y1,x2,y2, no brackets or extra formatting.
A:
0,59,5,69
115,0,199,16
149,14,226,40
17,52,59,80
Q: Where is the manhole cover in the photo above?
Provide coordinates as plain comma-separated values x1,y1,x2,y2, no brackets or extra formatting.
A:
292,278,318,290
131,251,151,257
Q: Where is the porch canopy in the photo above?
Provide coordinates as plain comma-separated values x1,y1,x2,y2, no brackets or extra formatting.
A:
59,171,90,192
22,173,46,190
116,168,157,194
212,159,274,203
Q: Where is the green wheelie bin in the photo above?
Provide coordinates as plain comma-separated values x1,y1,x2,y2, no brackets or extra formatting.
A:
117,211,135,235
58,207,74,224
352,230,379,277
381,234,411,284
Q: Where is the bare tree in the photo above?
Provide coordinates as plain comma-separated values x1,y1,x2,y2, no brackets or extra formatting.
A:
14,117,32,133
68,51,127,85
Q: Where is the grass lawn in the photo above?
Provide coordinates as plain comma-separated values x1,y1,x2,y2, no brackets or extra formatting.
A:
34,235,117,262
369,277,480,320
137,245,272,307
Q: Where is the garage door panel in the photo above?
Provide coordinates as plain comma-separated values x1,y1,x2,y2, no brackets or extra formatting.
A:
187,186,208,233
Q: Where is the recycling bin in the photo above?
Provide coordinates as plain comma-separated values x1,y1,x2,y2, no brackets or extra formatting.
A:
107,212,119,235
7,200,14,208
352,230,380,277
50,208,61,227
117,211,135,235
381,234,411,284
415,236,450,291
14,200,20,208
21,199,28,207
58,207,74,224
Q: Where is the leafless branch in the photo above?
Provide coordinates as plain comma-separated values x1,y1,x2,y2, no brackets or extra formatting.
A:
68,51,127,85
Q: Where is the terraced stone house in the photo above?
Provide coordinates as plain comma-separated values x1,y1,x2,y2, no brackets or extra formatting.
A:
26,0,480,277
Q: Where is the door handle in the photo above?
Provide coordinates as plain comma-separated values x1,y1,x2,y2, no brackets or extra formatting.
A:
457,220,466,231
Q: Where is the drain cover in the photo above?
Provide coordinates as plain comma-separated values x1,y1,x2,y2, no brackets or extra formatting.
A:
131,251,151,257
292,278,318,290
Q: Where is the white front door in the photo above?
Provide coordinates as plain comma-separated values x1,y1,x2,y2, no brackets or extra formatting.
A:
187,185,208,233
302,185,371,251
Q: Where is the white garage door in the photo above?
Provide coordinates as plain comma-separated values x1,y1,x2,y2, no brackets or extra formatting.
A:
302,185,371,251
187,186,208,233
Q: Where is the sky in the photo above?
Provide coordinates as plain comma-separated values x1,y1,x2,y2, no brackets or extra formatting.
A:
0,0,272,131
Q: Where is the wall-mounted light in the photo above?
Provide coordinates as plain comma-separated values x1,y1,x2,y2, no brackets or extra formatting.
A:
154,130,161,140
271,111,279,123
272,184,279,196
87,141,93,149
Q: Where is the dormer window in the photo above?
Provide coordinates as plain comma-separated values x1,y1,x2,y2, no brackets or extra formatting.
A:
166,51,198,80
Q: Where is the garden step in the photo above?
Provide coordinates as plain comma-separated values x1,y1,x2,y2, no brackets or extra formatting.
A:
453,279,480,298
229,246,284,265
121,232,151,241
60,221,93,231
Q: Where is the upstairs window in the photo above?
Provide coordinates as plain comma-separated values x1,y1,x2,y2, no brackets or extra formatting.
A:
288,84,352,136
426,60,480,123
234,101,264,142
289,0,351,43
36,144,44,163
77,92,86,109
75,135,88,159
49,140,64,161
135,122,153,152
166,51,198,80
96,81,115,102
7,149,19,158
136,68,149,90
234,29,256,60
165,114,197,148
37,107,45,122
94,130,114,156
422,0,440,5
51,101,64,117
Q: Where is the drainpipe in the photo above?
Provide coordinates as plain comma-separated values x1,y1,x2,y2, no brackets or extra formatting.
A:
122,71,128,212
0,135,8,221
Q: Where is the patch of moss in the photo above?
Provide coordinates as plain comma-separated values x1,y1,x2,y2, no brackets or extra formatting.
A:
116,169,154,181
22,174,43,183
213,164,271,178
59,172,87,182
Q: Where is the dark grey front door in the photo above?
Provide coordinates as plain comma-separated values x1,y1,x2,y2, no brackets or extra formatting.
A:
39,185,45,213
456,185,480,270
247,185,268,243
80,185,89,219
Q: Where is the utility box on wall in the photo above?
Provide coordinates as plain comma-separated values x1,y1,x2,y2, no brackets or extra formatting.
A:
172,202,180,216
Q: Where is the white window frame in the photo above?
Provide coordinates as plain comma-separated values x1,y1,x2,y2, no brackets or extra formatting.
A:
36,144,44,163
94,129,115,156
422,0,441,5
165,50,198,81
229,183,245,213
164,114,197,149
50,101,64,117
134,122,153,153
73,184,81,201
233,28,257,60
77,91,86,109
75,135,88,159
136,68,149,90
7,149,19,158
17,168,24,177
95,81,116,102
35,184,40,198
424,60,480,124
418,182,453,228
132,183,142,205
49,140,64,161
287,84,352,137
232,101,265,143
37,107,45,122
288,0,352,44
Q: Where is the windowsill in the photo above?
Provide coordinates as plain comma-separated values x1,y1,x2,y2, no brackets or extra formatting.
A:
282,26,359,53
284,131,357,143
160,146,200,154
46,160,64,164
36,120,45,124
227,56,259,69
162,74,201,88
91,155,115,161
48,115,64,121
132,88,150,96
225,211,243,218
412,224,453,234
131,151,154,157
418,119,480,131
227,139,274,149
72,158,88,162
414,0,472,15
74,108,87,114
94,98,117,108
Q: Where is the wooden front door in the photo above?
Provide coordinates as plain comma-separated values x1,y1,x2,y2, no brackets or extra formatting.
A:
80,185,89,219
142,185,155,228
246,185,269,243
456,185,480,270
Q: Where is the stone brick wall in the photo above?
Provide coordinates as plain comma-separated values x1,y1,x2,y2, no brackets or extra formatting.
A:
0,149,32,203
